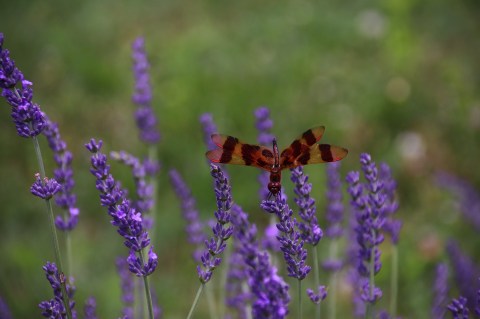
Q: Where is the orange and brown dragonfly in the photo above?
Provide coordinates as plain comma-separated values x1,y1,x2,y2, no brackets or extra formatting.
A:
206,126,348,197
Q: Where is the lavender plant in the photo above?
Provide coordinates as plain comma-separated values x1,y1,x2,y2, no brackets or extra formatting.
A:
290,165,327,317
169,169,207,262
262,194,311,319
1,33,74,318
432,263,449,319
187,164,234,319
230,204,290,318
346,154,386,318
8,31,480,319
132,37,161,145
200,113,219,151
254,106,275,201
446,240,480,313
85,138,158,319
83,297,98,319
116,257,135,319
323,161,344,318
38,262,76,319
110,150,156,227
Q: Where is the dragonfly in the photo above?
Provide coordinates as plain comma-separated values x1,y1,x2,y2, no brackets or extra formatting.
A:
206,126,348,197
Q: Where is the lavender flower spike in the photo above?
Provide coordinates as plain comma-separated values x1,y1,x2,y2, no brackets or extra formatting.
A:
230,204,290,318
38,262,76,319
199,113,218,151
85,139,157,276
30,173,62,200
43,117,80,231
379,163,401,244
169,169,207,262
132,37,160,144
291,166,322,246
197,164,234,283
116,257,135,319
431,263,448,319
261,195,311,280
346,153,386,306
1,33,46,138
84,297,98,319
254,106,275,201
307,286,328,305
254,106,275,146
447,297,470,319
110,150,156,225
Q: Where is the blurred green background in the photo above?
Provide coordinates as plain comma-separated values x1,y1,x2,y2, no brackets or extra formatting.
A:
1,0,480,318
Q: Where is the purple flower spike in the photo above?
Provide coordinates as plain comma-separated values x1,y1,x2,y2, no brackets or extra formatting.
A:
197,165,234,283
1,35,47,138
291,166,323,246
431,263,448,319
111,150,157,221
39,262,76,319
261,195,311,280
447,240,480,312
41,117,80,231
447,297,470,319
436,172,480,231
86,139,157,277
307,286,327,305
379,163,401,244
199,113,219,151
169,169,207,262
131,37,160,144
116,258,134,319
31,174,62,200
229,204,290,318
254,106,275,146
84,297,97,319
254,106,275,201
0,33,23,88
127,246,158,277
325,162,344,239
347,153,387,306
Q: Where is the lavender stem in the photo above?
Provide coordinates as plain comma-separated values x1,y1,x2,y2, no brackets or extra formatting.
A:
205,283,218,319
139,249,154,319
327,240,339,319
33,136,72,319
187,283,205,319
298,279,303,319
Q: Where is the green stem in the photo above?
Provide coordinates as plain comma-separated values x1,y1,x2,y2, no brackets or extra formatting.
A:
187,283,205,319
298,279,303,319
327,240,338,319
139,249,154,319
33,137,72,319
389,245,398,317
205,282,217,319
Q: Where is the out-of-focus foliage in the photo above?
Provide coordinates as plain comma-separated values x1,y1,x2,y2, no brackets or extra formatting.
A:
1,0,479,318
